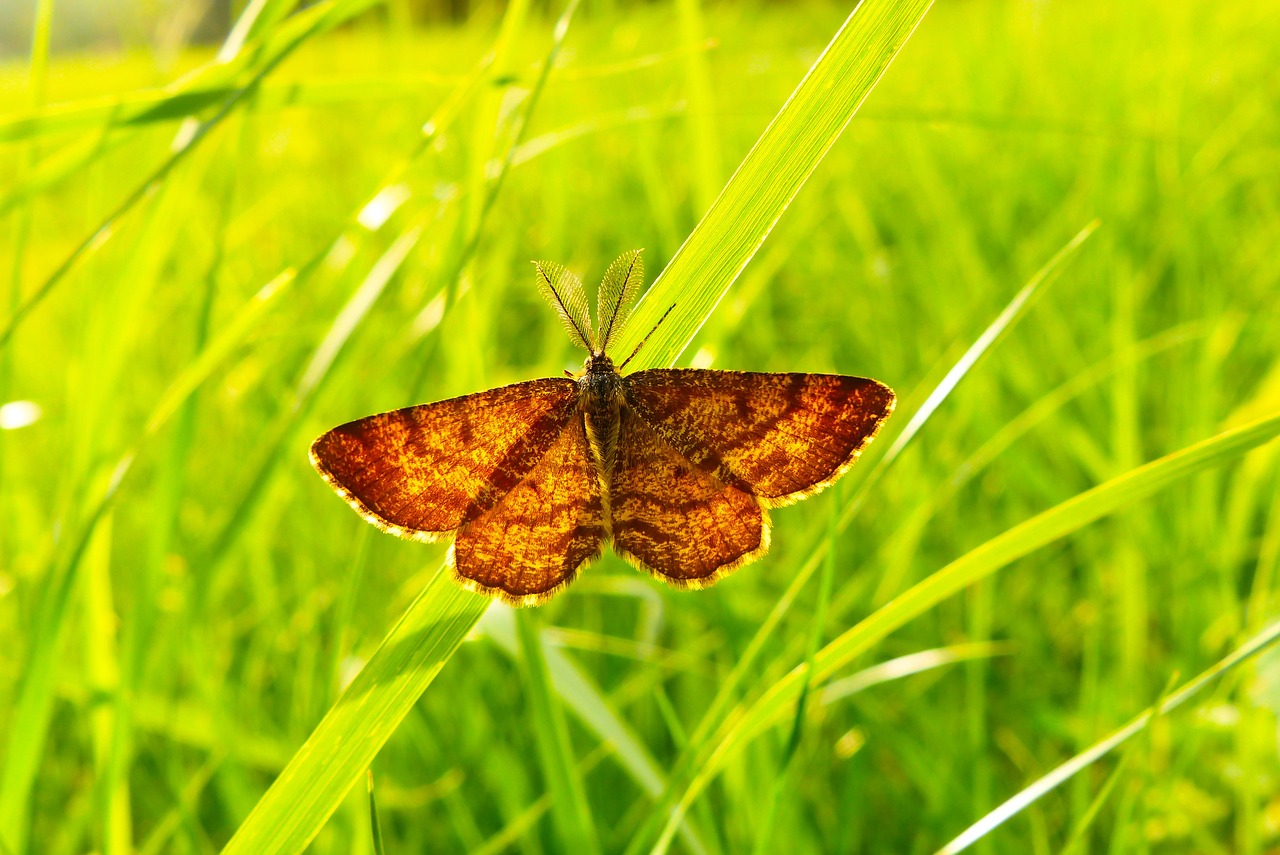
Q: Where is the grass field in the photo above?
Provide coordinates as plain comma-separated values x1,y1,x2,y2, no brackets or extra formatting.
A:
2,0,1280,852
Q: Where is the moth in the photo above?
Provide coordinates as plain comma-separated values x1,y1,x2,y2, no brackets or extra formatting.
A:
310,251,895,606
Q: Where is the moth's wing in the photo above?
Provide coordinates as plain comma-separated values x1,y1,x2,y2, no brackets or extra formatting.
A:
453,414,606,605
610,405,767,587
624,369,895,507
310,378,579,540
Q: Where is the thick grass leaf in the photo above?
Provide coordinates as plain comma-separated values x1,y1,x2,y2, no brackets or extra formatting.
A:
221,569,490,855
615,0,937,371
514,610,600,855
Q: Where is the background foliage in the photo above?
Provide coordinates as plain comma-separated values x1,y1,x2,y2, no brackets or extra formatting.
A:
2,0,1279,852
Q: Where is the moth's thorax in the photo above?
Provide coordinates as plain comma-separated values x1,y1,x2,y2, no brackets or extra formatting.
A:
579,353,624,477
579,354,624,411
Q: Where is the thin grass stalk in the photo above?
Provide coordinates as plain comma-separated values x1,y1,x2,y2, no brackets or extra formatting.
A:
649,412,1280,852
515,610,601,854
0,0,379,349
750,482,840,855
367,772,386,855
938,623,1280,853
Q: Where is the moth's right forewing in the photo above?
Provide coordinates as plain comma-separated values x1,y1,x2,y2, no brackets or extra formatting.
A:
624,369,895,506
310,378,579,540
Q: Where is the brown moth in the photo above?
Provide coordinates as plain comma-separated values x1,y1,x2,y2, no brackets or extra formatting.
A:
310,251,895,606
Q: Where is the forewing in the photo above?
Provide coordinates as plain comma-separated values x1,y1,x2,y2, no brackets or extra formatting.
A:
453,414,605,604
624,369,895,505
310,378,579,540
611,405,767,586
596,249,643,351
534,260,596,352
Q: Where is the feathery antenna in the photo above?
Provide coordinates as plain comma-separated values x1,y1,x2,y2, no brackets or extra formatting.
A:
533,261,596,353
619,303,676,370
596,249,644,352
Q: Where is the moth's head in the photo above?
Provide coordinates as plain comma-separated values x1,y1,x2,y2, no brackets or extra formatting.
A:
533,250,645,359
582,352,616,375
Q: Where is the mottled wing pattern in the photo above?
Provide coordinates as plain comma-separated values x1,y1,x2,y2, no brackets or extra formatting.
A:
310,378,579,540
624,369,895,506
610,406,767,586
453,415,605,604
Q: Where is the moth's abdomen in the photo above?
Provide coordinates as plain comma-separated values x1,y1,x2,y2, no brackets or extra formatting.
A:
579,357,624,482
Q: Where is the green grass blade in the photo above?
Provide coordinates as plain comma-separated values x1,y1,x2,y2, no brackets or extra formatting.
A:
367,771,385,855
221,566,491,854
875,222,1100,477
938,619,1280,854
0,267,294,854
514,610,601,855
0,0,380,349
614,0,937,370
650,411,1280,849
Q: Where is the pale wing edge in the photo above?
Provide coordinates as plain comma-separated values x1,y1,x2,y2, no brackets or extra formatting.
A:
612,502,772,591
446,538,605,608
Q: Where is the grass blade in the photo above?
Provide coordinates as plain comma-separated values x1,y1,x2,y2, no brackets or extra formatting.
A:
514,610,601,855
367,771,385,855
649,410,1280,849
938,619,1280,854
614,0,937,371
221,566,490,854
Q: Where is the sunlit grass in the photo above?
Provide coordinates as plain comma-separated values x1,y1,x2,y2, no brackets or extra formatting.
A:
1,0,1278,852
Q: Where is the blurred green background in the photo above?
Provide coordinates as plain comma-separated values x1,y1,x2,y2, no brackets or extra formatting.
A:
2,0,1279,852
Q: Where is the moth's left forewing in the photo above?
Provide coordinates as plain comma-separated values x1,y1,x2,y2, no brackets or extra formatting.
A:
623,369,895,507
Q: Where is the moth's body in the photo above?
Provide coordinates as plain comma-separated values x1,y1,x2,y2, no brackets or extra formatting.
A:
579,353,625,482
310,251,896,606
